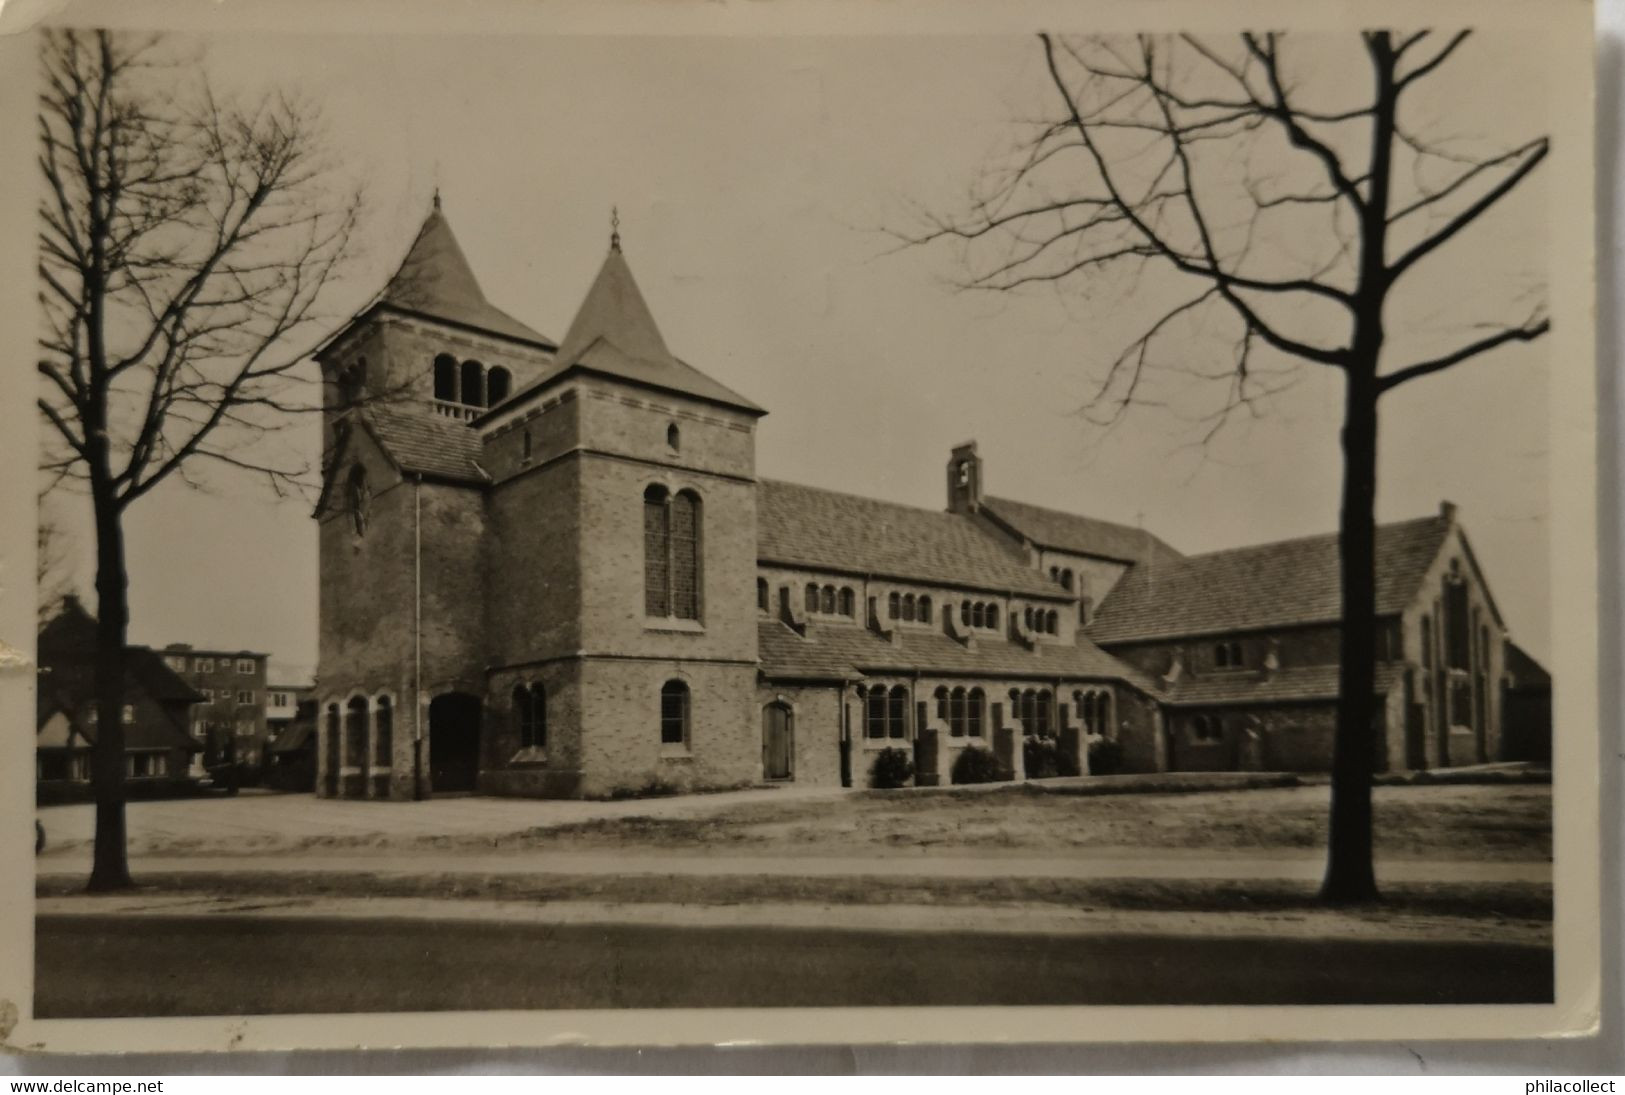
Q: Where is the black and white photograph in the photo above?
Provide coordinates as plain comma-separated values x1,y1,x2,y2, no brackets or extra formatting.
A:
0,0,1602,1054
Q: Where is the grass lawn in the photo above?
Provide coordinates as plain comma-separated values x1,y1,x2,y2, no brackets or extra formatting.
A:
404,781,1552,861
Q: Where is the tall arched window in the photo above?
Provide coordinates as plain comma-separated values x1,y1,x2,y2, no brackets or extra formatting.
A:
838,587,855,616
821,585,836,614
971,602,985,628
967,688,985,738
644,485,671,616
1420,615,1434,667
902,594,916,622
806,583,819,613
1046,610,1059,635
986,605,999,630
460,360,485,407
667,422,681,452
374,695,392,767
948,687,966,737
919,595,932,624
935,686,949,720
757,577,770,613
670,491,701,620
1060,569,1074,592
487,366,512,405
865,687,887,740
433,354,457,402
887,685,908,740
888,592,901,620
660,680,690,746
643,487,703,621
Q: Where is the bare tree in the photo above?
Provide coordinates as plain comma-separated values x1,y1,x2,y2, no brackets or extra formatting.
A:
36,512,76,624
905,30,1547,903
37,29,362,891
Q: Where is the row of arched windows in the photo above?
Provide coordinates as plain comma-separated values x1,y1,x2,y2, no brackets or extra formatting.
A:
324,695,393,796
512,683,547,750
1074,689,1114,737
863,685,909,740
433,353,512,409
645,486,702,620
806,583,857,617
1048,565,1076,592
1009,688,1054,735
959,601,1000,631
888,592,934,624
1023,605,1060,635
932,686,986,738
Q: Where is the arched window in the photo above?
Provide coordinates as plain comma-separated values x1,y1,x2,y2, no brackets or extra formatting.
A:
374,695,392,768
433,354,457,402
522,428,532,461
1193,714,1221,742
960,601,970,625
1036,690,1052,735
460,359,485,408
1046,610,1059,635
865,687,887,740
967,688,985,738
347,465,370,537
838,588,855,616
821,585,836,614
1024,606,1034,630
660,680,689,746
935,686,949,720
527,685,547,749
1478,623,1490,669
971,602,985,628
902,594,916,622
1420,615,1434,668
669,491,701,620
1079,597,1093,626
887,685,908,740
757,577,770,613
344,695,368,771
1215,643,1230,669
644,485,671,617
487,366,511,405
1061,569,1074,592
888,592,901,620
919,596,932,624
986,605,999,630
667,422,681,452
949,687,966,737
513,684,533,746
806,583,819,613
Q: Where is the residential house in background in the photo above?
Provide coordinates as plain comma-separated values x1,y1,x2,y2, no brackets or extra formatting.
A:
36,597,203,799
158,643,270,774
267,679,316,738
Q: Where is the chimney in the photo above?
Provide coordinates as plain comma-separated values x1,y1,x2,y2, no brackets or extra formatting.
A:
947,441,983,515
1439,500,1457,524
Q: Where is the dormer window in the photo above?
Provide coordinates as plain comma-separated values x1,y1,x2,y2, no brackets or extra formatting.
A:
1214,640,1243,669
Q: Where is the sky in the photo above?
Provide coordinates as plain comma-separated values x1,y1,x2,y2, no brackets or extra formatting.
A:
40,29,1559,678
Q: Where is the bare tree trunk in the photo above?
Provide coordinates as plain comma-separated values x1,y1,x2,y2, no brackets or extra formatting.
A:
88,486,133,892
1322,365,1381,904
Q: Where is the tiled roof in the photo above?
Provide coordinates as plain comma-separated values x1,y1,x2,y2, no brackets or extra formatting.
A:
1087,515,1452,644
757,618,1158,691
362,405,488,484
758,480,1063,598
983,496,1183,566
378,205,554,347
1161,663,1406,707
491,245,762,419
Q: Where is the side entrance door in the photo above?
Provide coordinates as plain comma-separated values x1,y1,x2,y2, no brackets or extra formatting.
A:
762,702,794,781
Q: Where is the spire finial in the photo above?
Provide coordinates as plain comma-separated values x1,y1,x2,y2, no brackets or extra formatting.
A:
432,187,441,211
610,205,621,252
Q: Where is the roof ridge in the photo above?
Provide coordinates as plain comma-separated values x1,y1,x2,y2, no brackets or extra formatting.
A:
985,493,1145,534
760,477,958,520
1176,513,1445,564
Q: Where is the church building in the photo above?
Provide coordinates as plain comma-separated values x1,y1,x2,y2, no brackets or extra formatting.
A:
311,201,1528,800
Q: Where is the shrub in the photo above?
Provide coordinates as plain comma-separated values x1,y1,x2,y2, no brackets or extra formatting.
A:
1023,734,1066,779
869,746,915,789
1088,737,1126,776
950,745,1004,785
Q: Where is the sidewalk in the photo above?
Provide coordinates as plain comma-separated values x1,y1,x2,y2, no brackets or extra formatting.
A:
33,891,1551,946
34,847,1553,884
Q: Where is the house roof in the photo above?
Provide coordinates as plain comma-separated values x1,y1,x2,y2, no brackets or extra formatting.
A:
757,618,1159,690
361,405,489,485
1504,642,1551,691
1087,514,1453,644
481,243,763,421
982,495,1183,566
1160,663,1407,708
375,202,554,347
758,480,1065,599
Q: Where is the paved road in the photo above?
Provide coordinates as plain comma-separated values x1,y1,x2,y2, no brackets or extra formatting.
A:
33,848,1553,884
35,913,1554,1016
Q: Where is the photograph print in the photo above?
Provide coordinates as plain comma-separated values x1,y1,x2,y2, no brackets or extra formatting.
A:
7,0,1599,1049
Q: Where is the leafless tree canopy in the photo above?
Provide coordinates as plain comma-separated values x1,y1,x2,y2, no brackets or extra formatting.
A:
37,29,361,505
906,31,1548,443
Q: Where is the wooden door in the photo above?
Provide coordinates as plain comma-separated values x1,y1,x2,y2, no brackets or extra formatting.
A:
762,703,793,781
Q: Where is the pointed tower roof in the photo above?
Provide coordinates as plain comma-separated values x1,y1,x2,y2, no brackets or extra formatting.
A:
486,235,763,418
374,198,554,348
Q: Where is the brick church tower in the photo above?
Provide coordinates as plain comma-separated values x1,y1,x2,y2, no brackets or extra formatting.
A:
313,199,764,799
